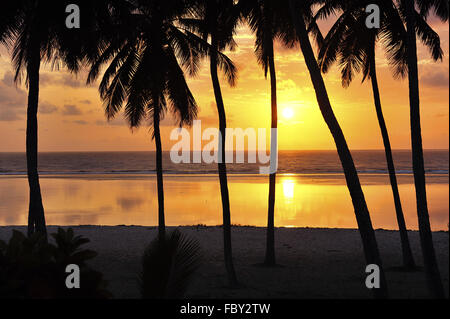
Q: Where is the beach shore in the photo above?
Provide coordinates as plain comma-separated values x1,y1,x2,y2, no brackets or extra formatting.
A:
1,226,448,299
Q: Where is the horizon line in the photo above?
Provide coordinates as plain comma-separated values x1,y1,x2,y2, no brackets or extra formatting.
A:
1,149,449,154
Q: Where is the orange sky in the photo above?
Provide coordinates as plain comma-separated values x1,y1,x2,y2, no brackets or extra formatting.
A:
0,19,448,152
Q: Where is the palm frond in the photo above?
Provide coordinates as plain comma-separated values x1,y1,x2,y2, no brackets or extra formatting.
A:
414,11,444,61
102,45,140,120
417,0,449,22
165,47,198,127
139,229,202,299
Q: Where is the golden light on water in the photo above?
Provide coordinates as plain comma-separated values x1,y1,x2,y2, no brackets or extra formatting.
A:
282,179,295,199
0,175,448,230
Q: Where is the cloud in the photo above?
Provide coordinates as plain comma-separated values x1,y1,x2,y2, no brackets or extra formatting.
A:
95,117,128,126
0,72,27,121
1,72,15,86
79,99,92,104
420,71,449,88
62,104,83,115
278,79,298,91
38,73,53,86
0,109,22,121
40,72,91,88
73,120,88,125
0,72,27,107
39,101,58,114
61,74,85,88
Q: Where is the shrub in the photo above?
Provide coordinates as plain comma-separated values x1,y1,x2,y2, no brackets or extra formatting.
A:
0,228,110,298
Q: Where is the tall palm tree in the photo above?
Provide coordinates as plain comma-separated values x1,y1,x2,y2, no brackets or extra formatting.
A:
402,0,448,298
287,0,388,298
247,0,278,266
185,0,240,285
316,0,443,270
0,0,111,236
241,0,283,267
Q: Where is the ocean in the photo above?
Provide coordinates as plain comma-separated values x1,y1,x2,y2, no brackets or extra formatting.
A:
0,150,448,230
0,150,448,175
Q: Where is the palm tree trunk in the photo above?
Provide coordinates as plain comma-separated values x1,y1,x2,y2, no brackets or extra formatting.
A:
288,0,387,298
264,50,277,266
210,34,238,286
26,42,46,237
404,0,444,298
153,97,166,240
369,53,415,269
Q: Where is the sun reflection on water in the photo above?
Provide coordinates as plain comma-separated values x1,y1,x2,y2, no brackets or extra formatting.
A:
282,178,295,200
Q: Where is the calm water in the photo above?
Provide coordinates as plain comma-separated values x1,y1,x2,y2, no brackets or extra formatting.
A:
0,151,448,230
1,150,448,175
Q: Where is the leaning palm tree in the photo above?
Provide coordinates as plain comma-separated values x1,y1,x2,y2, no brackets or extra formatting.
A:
184,0,240,285
316,0,442,270
402,0,448,298
287,0,388,298
1,0,112,236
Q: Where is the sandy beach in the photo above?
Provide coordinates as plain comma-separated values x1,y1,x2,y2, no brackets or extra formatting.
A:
1,225,447,299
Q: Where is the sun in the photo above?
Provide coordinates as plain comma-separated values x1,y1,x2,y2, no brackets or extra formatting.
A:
282,107,294,120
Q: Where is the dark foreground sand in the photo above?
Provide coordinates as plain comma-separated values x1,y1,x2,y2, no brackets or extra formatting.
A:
0,226,448,299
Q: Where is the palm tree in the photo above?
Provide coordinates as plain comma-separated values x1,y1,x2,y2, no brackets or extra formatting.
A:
402,0,448,298
0,0,111,236
287,0,388,298
243,0,278,266
253,0,279,267
184,0,240,285
87,0,194,240
241,0,283,267
315,0,439,270
2,0,50,236
87,0,235,241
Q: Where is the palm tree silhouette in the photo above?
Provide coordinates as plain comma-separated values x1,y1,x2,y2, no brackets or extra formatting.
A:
316,0,441,270
241,0,286,267
87,0,235,241
288,0,388,298
403,0,448,298
186,0,240,286
1,1,110,236
86,0,201,239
